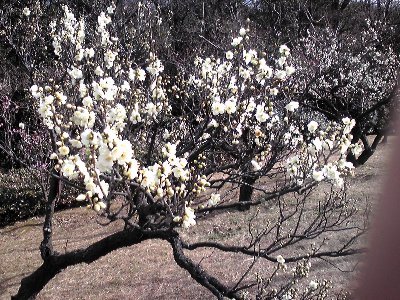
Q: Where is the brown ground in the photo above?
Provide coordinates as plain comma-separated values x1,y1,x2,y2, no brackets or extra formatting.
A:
0,139,392,300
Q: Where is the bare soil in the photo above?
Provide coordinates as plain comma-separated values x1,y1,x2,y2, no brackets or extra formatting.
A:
0,139,392,300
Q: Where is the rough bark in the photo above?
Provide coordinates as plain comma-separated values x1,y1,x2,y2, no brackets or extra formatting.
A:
39,170,59,260
347,131,384,167
169,235,241,300
238,174,256,211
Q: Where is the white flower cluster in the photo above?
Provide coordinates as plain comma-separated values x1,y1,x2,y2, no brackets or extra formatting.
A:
285,118,358,187
297,23,399,145
23,7,31,16
30,5,185,214
191,38,295,130
187,28,360,197
30,10,361,228
173,205,196,229
207,193,220,207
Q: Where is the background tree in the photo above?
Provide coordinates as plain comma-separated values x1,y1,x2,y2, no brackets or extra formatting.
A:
293,21,399,166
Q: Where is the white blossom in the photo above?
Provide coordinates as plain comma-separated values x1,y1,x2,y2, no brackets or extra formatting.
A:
212,101,225,116
231,36,243,47
251,160,262,171
285,101,299,112
23,7,31,16
58,145,70,156
309,280,318,290
225,98,237,114
279,45,290,56
182,206,196,228
307,121,319,133
225,51,234,60
276,255,285,264
312,170,324,182
207,193,220,206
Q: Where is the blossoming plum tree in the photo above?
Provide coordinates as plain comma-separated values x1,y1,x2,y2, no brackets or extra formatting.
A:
9,2,369,299
294,21,399,166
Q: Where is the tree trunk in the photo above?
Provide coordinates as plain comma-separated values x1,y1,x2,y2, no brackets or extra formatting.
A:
238,175,256,211
356,133,384,166
40,170,59,260
347,132,384,167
